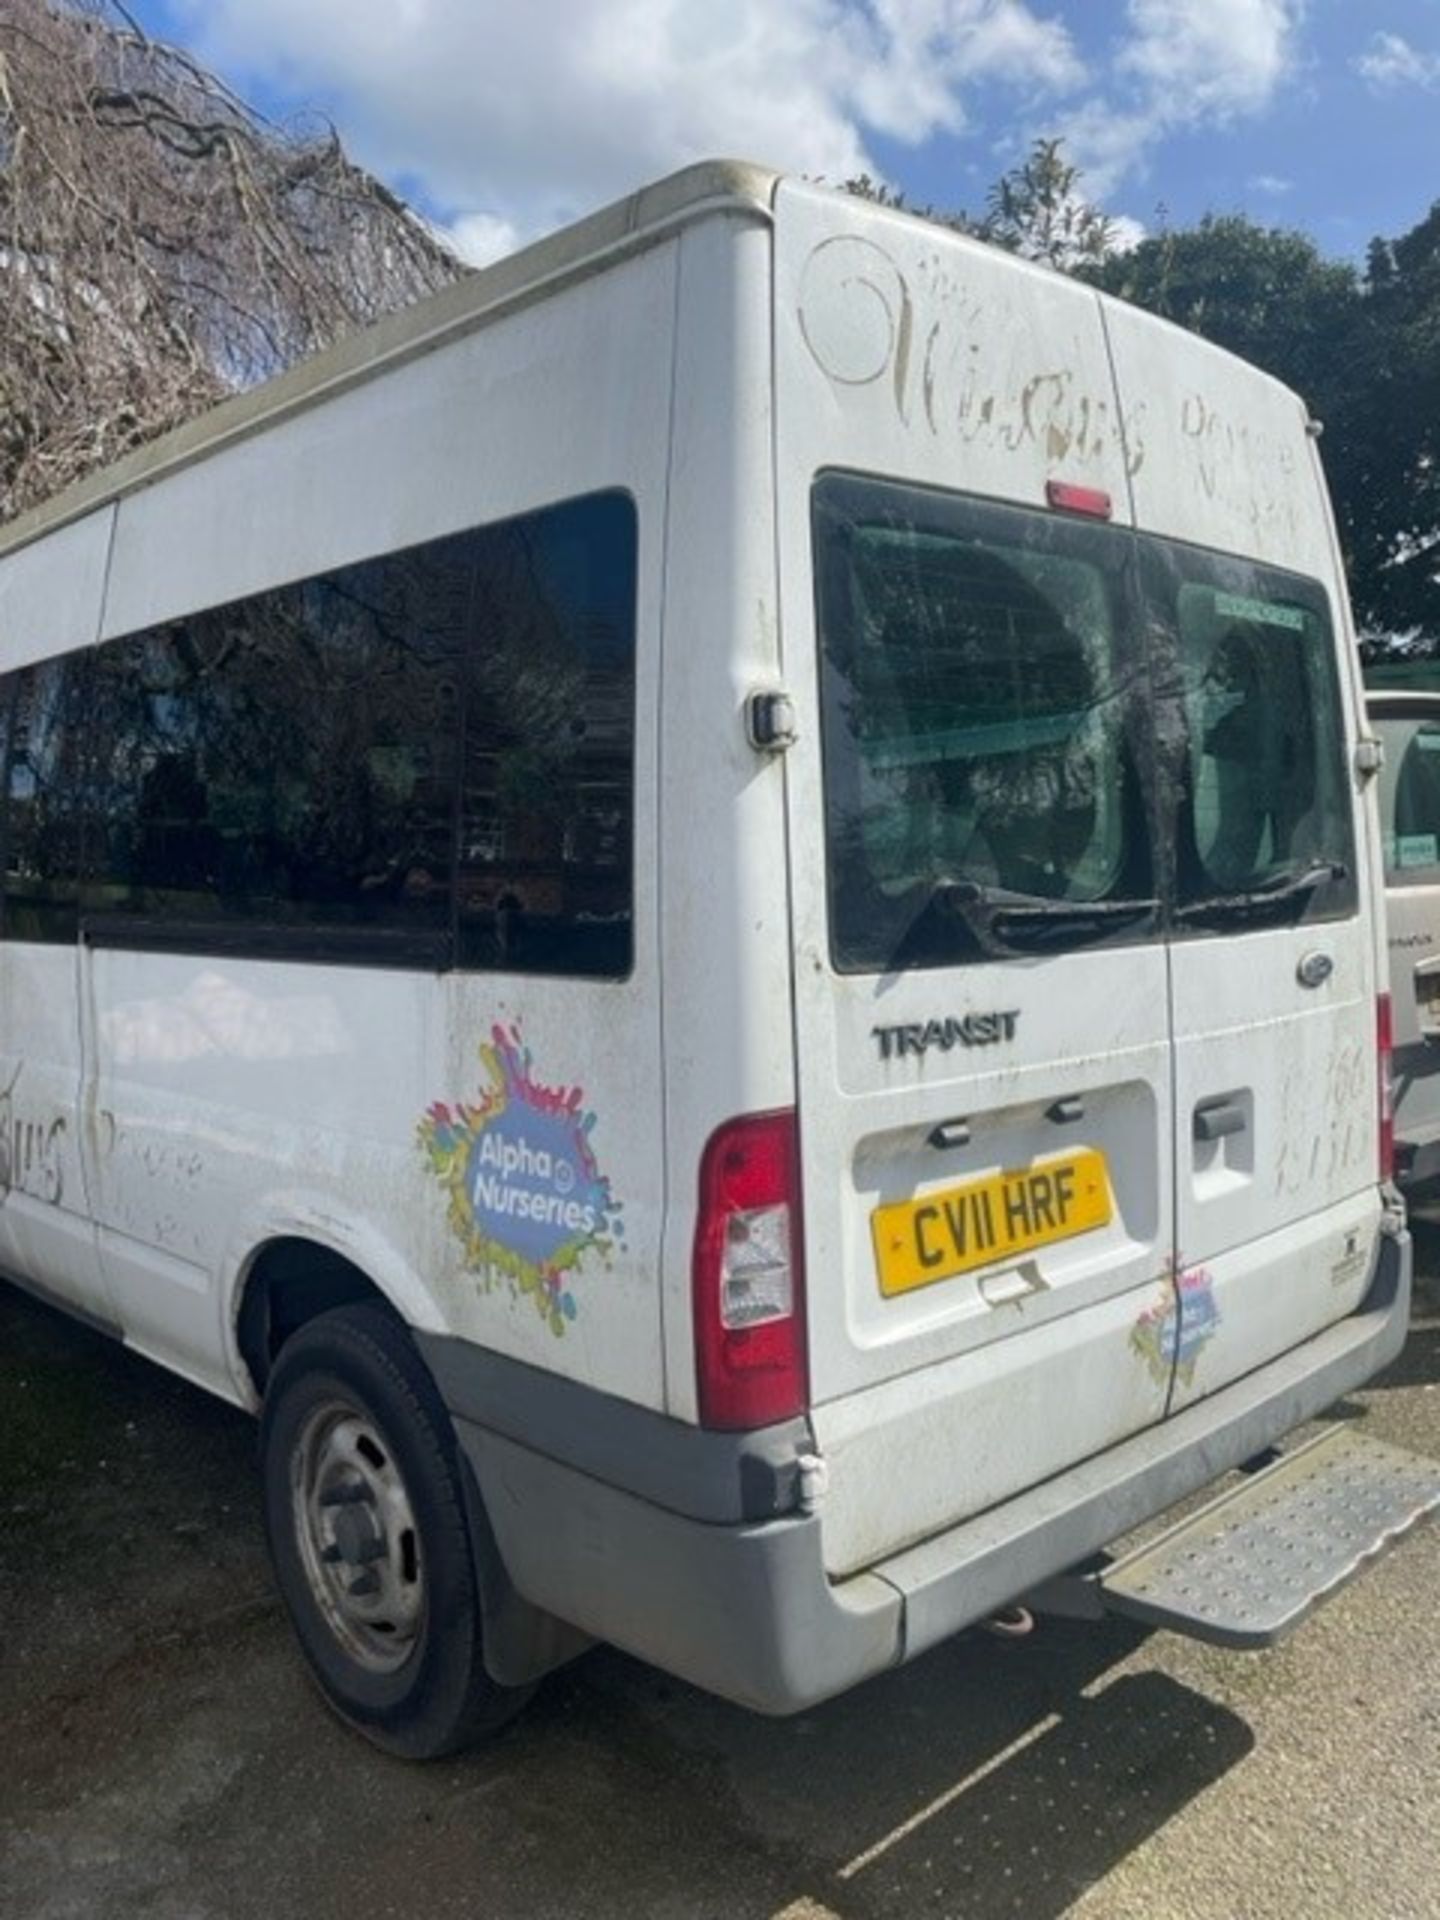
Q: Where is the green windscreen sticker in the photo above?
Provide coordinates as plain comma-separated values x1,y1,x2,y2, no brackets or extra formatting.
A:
1214,591,1306,632
1397,834,1440,868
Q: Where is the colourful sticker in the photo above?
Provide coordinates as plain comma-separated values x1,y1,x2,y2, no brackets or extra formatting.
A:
418,1025,621,1336
1131,1266,1221,1389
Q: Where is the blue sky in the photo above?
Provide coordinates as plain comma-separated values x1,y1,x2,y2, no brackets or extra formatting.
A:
122,1,1440,266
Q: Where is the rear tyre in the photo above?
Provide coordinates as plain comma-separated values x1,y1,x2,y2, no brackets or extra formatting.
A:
259,1302,532,1758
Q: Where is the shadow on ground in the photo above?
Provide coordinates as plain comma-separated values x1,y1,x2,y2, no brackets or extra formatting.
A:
2,1283,1260,1920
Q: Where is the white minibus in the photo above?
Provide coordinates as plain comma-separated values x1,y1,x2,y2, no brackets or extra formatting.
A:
1,163,1436,1756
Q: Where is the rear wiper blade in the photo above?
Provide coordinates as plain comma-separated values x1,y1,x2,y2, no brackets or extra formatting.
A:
988,895,1159,949
1176,860,1347,926
927,880,1158,950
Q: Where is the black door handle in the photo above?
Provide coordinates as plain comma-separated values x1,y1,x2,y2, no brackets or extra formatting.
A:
1194,1101,1246,1142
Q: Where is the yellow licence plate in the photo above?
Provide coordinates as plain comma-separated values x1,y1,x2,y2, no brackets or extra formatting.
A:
872,1149,1112,1298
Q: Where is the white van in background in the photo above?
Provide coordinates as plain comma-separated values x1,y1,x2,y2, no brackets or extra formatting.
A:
1369,689,1440,1190
0,163,1435,1758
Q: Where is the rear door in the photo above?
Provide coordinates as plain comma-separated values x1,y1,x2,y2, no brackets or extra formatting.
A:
1105,308,1380,1410
773,183,1178,1577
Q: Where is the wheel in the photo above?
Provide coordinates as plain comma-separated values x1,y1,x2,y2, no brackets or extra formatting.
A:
259,1302,532,1758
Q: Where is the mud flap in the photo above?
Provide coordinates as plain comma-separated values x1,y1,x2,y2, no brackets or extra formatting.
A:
456,1449,594,1687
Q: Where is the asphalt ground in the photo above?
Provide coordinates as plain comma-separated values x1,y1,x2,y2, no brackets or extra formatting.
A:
3,1251,1439,1920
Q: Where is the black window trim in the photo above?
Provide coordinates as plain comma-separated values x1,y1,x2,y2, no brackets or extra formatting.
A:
0,488,641,983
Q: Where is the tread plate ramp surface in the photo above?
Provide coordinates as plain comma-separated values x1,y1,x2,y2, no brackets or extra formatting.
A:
1099,1425,1440,1648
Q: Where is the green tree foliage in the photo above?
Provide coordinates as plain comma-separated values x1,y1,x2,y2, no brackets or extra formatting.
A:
1093,208,1440,646
847,138,1113,267
985,137,1115,269
1088,217,1359,416
841,173,982,239
1342,206,1440,644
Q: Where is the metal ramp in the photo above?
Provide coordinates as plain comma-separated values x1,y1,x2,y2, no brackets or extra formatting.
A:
1093,1426,1440,1649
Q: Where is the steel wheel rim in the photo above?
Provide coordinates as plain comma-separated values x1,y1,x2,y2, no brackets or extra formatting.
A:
290,1398,425,1675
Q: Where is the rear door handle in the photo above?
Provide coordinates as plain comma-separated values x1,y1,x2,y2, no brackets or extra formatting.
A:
1194,1100,1246,1142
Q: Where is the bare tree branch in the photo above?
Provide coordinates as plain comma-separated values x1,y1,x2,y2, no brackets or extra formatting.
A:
0,0,467,523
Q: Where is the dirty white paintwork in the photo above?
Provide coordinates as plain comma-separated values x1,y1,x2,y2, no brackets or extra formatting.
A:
0,166,1387,1594
1166,920,1378,1413
0,506,114,670
3,237,688,1415
1101,297,1333,582
0,944,111,1326
0,508,118,1327
1099,294,1382,1410
784,190,1137,522
654,216,796,1419
769,177,1383,1567
772,180,1174,1558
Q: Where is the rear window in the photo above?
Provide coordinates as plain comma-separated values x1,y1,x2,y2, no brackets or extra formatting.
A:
1375,712,1440,884
812,473,1356,973
813,475,1153,973
1143,548,1356,925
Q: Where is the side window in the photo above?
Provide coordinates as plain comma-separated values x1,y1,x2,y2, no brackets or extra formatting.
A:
84,543,464,962
0,658,88,943
456,492,637,979
58,488,636,975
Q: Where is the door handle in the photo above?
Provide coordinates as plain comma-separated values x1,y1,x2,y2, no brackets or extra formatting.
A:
1194,1100,1246,1142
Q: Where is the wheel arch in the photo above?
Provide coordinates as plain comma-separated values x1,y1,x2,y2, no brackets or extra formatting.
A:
225,1196,446,1405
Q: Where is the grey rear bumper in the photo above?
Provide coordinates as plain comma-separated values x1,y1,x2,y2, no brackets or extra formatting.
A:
437,1229,1413,1713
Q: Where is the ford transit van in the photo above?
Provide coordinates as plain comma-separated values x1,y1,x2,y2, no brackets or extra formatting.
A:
0,163,1434,1756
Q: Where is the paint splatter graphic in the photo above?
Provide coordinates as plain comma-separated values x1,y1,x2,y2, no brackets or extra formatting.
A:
418,1025,621,1337
1131,1266,1221,1390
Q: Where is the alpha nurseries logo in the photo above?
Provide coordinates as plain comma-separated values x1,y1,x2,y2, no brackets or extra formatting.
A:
873,1012,1020,1060
418,1025,623,1338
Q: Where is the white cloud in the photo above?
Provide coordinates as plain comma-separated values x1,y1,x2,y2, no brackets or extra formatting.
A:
162,0,1318,275
1107,212,1148,253
433,212,521,270
1249,173,1294,195
174,0,1088,260
1119,0,1304,117
1064,0,1306,194
1356,30,1440,93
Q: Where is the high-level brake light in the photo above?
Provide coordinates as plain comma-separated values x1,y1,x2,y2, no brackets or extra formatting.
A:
1046,479,1113,520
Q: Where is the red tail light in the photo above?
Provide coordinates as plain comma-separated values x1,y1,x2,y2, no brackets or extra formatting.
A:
1378,993,1395,1182
692,1109,808,1430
